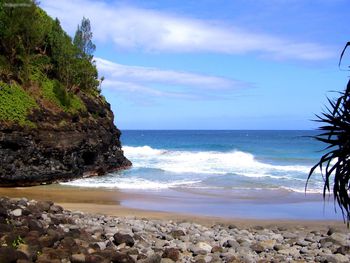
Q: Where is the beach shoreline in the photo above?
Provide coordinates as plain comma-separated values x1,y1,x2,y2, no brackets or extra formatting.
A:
0,184,345,230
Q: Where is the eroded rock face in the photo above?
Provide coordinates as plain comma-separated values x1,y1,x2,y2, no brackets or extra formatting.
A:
0,95,131,186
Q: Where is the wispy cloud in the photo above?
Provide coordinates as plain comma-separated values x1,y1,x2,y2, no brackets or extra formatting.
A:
96,57,248,101
96,57,243,90
41,0,334,61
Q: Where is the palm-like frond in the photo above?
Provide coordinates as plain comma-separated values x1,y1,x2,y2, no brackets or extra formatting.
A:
307,78,350,225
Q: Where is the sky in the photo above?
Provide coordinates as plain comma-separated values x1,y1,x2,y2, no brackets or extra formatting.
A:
41,0,350,130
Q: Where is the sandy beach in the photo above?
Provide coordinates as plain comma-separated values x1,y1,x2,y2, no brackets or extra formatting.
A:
0,185,346,230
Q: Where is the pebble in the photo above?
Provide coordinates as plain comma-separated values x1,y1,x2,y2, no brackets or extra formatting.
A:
11,208,22,217
0,197,349,263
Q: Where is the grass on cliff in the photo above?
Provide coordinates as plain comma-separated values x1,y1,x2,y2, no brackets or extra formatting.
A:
0,82,37,127
41,78,86,114
30,70,86,114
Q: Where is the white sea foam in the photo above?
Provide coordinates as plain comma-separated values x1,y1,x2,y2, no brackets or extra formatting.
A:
62,177,201,190
63,145,323,193
280,186,323,194
123,145,313,177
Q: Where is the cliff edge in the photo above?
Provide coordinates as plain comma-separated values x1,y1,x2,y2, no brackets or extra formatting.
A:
0,93,131,186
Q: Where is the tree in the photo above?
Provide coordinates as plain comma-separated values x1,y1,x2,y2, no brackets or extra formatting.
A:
308,42,350,225
72,17,98,91
73,17,96,60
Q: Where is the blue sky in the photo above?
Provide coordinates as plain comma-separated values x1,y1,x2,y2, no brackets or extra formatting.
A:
41,0,349,129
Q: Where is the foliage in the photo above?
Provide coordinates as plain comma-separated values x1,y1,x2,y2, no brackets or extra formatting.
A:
0,0,101,125
0,0,100,92
0,81,37,126
308,42,350,225
73,17,96,60
41,77,86,113
11,235,24,249
0,0,51,83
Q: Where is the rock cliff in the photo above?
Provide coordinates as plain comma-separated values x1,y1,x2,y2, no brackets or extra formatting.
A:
0,93,131,186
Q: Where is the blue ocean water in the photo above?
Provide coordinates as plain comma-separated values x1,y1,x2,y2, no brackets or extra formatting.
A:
64,130,326,194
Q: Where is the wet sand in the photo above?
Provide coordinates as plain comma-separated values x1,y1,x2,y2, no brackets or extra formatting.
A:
0,184,346,230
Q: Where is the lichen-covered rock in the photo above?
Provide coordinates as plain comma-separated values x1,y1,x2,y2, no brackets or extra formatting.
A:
0,94,131,186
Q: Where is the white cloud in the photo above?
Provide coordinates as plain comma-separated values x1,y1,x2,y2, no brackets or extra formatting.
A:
41,0,334,61
96,57,242,89
95,57,248,100
102,80,196,100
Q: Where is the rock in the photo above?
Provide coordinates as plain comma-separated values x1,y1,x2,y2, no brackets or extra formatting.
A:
296,239,309,247
0,206,8,217
170,230,185,239
223,239,239,249
0,223,13,232
253,225,264,230
113,233,135,247
49,205,63,213
11,208,22,217
93,241,107,251
71,253,86,263
85,254,106,263
278,247,300,258
141,254,162,263
162,248,180,261
17,244,35,260
330,233,348,246
39,235,56,248
336,245,350,255
0,93,131,187
211,246,223,253
110,252,136,263
0,247,28,262
190,242,212,255
282,232,298,239
320,236,343,247
327,227,338,235
259,239,276,250
326,253,349,263
37,201,52,212
28,219,44,233
251,243,265,253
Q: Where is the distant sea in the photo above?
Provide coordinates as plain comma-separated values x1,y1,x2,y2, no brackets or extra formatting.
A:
62,130,341,220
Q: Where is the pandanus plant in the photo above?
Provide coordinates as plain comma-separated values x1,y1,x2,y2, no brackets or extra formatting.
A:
307,42,350,225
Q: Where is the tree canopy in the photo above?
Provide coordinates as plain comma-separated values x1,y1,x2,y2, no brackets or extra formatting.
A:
0,0,103,125
0,0,99,92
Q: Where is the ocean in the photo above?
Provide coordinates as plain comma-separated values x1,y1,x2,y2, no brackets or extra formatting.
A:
62,130,341,220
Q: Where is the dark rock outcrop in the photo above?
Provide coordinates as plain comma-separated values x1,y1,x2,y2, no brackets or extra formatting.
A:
0,94,131,186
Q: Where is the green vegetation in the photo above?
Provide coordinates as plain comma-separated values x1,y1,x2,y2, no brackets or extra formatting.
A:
0,81,37,126
308,42,350,225
11,235,25,249
0,0,102,126
41,77,86,113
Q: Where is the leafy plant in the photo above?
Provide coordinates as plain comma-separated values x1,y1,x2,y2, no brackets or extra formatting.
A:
307,42,350,225
11,235,24,249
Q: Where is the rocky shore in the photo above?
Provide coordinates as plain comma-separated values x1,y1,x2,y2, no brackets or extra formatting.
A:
0,197,349,263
